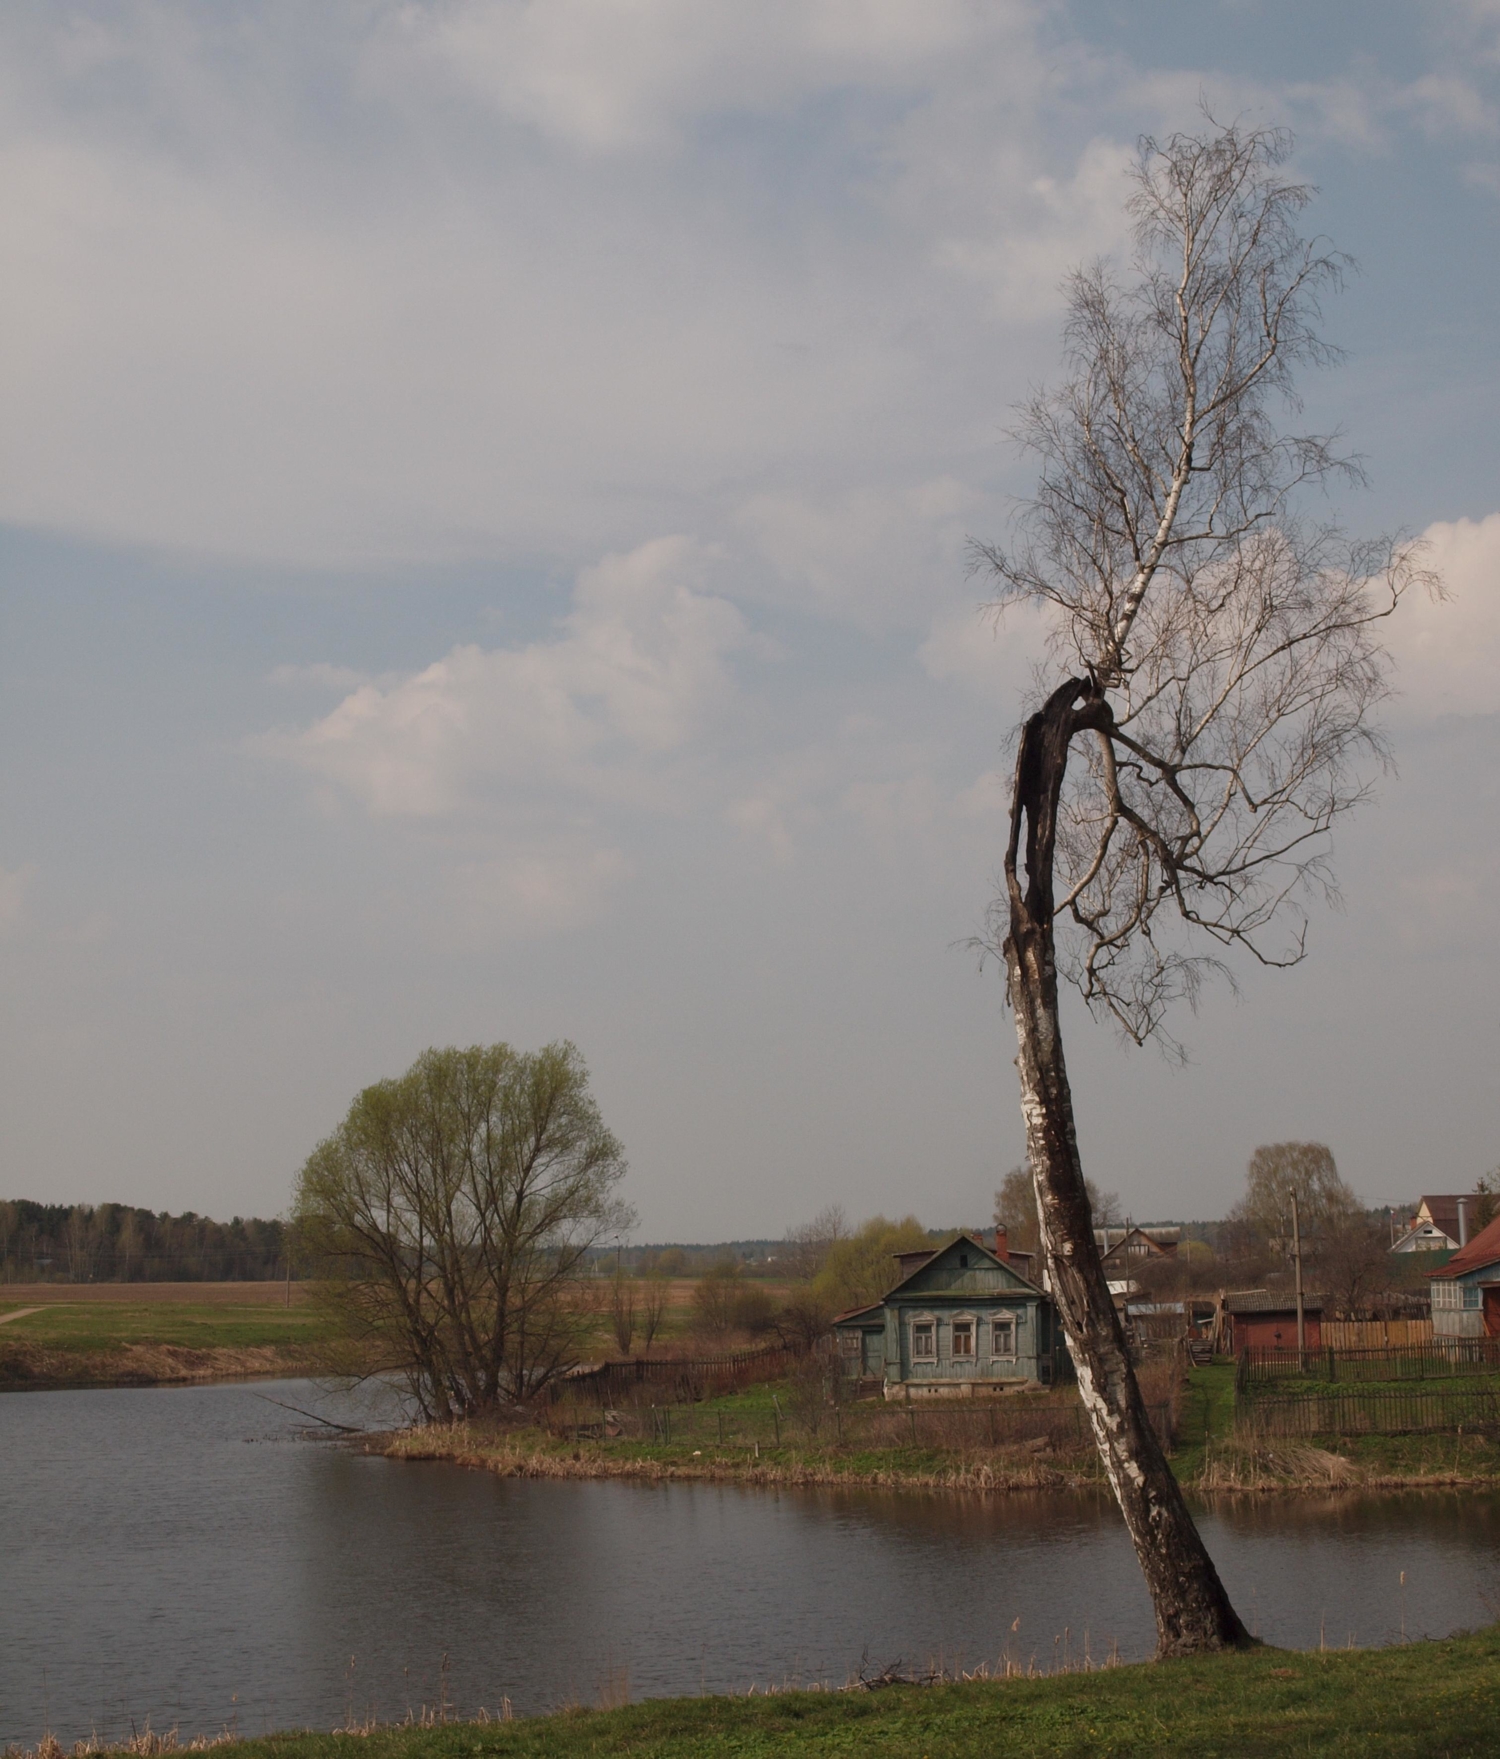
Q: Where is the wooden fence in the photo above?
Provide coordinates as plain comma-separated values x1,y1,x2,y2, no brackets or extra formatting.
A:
1237,1383,1500,1439
1238,1338,1500,1388
1321,1319,1432,1349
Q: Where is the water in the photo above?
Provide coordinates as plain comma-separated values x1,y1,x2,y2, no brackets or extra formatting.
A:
3,1378,1500,1745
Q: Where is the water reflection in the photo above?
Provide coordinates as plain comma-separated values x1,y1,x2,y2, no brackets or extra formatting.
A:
1,1379,1498,1745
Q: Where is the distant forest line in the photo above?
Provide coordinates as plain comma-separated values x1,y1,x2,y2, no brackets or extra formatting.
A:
0,1199,290,1283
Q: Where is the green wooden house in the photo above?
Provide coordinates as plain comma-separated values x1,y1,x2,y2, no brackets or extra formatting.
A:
831,1232,1070,1397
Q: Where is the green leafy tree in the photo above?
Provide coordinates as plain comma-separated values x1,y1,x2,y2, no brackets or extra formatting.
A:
293,1040,631,1419
813,1214,932,1313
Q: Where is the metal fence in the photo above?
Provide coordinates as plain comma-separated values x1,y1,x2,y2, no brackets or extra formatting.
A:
1238,1339,1500,1388
1236,1383,1500,1439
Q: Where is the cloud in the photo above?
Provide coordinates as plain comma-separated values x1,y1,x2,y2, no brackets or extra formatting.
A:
738,477,978,628
0,1,1160,578
1385,514,1500,718
411,0,1031,152
273,536,746,817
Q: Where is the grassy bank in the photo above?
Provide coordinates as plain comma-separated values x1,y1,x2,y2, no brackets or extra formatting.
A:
373,1364,1500,1495
0,1297,335,1391
19,1626,1500,1757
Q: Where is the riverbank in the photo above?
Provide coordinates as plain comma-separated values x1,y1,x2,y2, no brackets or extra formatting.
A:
15,1625,1500,1756
371,1363,1500,1494
0,1296,332,1391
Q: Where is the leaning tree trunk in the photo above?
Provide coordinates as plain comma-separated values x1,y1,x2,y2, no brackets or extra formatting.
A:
1004,679,1251,1658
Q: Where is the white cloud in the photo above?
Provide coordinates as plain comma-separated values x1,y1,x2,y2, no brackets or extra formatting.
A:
274,536,746,816
738,477,977,628
412,0,1030,152
1385,514,1500,718
0,1,1155,578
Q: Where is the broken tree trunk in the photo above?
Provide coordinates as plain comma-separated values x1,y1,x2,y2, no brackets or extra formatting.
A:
1003,679,1251,1658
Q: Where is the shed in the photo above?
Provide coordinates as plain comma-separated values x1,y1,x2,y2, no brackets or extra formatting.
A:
1224,1290,1324,1353
831,1232,1070,1397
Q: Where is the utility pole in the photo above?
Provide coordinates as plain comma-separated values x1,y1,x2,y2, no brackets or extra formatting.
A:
1290,1189,1305,1369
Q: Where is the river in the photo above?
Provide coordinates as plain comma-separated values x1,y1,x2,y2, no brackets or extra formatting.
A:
3,1378,1499,1745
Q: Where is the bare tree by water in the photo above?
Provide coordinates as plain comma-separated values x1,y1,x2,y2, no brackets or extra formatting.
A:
294,1040,632,1419
973,118,1433,1655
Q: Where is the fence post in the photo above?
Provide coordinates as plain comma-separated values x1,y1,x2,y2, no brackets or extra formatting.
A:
771,1395,781,1446
908,1404,917,1447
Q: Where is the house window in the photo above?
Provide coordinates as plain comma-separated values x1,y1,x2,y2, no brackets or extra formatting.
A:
912,1321,935,1358
1464,1284,1483,1310
1432,1282,1460,1310
952,1320,974,1357
991,1315,1017,1358
839,1330,861,1357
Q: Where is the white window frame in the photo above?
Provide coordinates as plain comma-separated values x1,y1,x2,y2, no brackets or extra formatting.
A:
951,1315,976,1358
990,1311,1018,1359
1432,1281,1461,1310
910,1315,936,1359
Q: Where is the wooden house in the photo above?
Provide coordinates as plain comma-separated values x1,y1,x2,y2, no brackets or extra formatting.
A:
1096,1225,1180,1273
1428,1214,1500,1338
831,1232,1070,1397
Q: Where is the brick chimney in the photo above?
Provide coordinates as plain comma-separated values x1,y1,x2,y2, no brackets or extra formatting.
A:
993,1224,1010,1265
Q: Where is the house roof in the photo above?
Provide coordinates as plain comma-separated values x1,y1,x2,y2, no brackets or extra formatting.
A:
830,1301,884,1327
1414,1196,1469,1243
885,1231,1046,1300
1224,1290,1325,1314
1097,1226,1179,1257
1427,1212,1500,1279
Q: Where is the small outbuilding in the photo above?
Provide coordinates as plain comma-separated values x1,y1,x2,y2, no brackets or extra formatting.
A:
832,1232,1070,1397
1428,1214,1500,1338
1224,1290,1324,1353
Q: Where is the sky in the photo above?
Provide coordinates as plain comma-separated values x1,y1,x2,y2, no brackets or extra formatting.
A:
2,0,1499,1240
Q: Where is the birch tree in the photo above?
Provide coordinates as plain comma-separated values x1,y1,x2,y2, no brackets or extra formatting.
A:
974,119,1433,1655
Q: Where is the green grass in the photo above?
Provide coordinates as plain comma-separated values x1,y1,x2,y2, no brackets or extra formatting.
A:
0,1301,332,1352
66,1626,1500,1758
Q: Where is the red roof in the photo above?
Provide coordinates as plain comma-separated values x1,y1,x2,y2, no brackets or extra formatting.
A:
1428,1211,1500,1279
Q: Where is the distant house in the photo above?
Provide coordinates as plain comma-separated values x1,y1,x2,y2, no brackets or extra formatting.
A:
1392,1196,1476,1254
832,1232,1070,1397
1224,1290,1324,1353
1096,1226,1180,1272
1428,1214,1500,1338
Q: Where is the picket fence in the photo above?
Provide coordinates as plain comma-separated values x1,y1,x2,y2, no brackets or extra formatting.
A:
1237,1383,1500,1439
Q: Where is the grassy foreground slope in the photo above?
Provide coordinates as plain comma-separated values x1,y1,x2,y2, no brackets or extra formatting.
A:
125,1628,1500,1759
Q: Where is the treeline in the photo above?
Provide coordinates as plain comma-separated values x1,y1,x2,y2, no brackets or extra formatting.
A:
0,1200,290,1283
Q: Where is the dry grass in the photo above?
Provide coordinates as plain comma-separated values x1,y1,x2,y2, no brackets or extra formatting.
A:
374,1422,1104,1493
10,1728,239,1759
